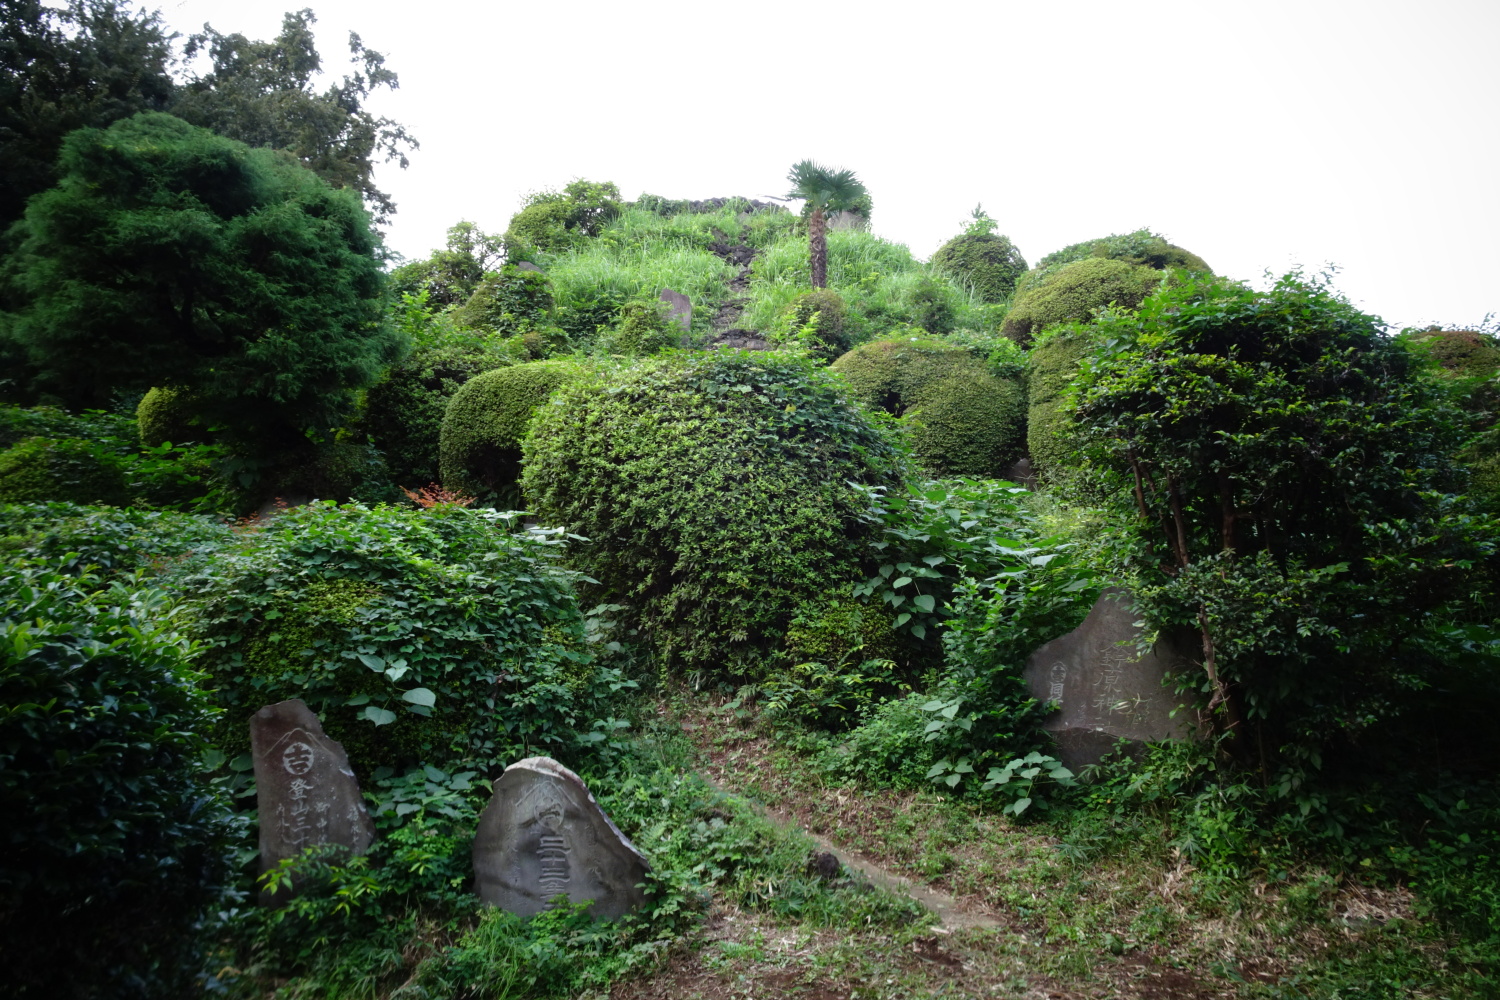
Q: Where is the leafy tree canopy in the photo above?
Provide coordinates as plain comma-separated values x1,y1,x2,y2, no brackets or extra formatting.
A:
0,0,175,232
4,111,401,443
171,7,416,223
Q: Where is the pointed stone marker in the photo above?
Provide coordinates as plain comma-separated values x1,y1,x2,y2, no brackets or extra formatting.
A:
250,699,376,903
659,288,692,333
473,756,649,920
1022,589,1201,768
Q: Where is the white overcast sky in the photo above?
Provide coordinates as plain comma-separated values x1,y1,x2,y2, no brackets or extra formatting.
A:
154,0,1499,331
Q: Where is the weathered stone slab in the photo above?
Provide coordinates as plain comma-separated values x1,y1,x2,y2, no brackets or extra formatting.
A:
251,699,376,901
1022,589,1199,768
515,261,543,272
659,288,692,333
473,756,649,920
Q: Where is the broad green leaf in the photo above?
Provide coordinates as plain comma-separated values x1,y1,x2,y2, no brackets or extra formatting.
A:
357,653,384,672
912,594,935,613
402,687,437,707
362,706,397,726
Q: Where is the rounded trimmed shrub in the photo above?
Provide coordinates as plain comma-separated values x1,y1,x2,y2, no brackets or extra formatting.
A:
521,352,903,674
185,502,617,777
929,233,1028,303
0,435,126,504
1,567,237,998
1025,228,1210,290
439,359,585,505
360,345,513,488
1026,328,1097,477
136,386,204,447
832,338,1026,477
1001,257,1162,346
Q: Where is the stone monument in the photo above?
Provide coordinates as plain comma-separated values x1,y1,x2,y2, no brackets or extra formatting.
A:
659,288,692,334
250,699,376,902
473,756,649,920
1022,589,1200,768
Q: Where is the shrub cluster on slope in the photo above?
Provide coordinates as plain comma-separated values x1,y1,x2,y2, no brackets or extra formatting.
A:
522,351,903,674
834,337,1026,478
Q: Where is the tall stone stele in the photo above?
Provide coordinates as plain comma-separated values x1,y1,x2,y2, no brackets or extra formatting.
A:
473,756,650,920
250,699,377,904
1022,588,1202,768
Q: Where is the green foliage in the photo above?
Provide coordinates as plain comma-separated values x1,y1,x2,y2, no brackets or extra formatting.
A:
451,264,558,336
5,112,401,452
135,385,202,447
185,502,633,776
762,597,913,729
522,352,903,675
1001,257,1163,346
0,0,176,231
930,232,1029,304
1069,271,1494,763
786,160,870,289
1026,328,1098,477
388,221,506,308
0,565,238,998
171,8,416,223
360,341,512,490
1,402,236,511
604,298,683,356
0,500,232,579
833,337,1026,477
0,435,126,505
439,359,585,506
505,180,623,256
1027,228,1211,288
976,751,1076,816
782,288,850,361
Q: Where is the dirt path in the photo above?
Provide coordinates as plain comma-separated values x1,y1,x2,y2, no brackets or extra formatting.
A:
707,236,771,351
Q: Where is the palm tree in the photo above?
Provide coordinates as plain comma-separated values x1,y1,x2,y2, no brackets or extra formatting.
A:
785,160,867,289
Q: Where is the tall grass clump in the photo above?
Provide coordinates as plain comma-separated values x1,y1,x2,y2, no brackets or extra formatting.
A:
545,239,733,342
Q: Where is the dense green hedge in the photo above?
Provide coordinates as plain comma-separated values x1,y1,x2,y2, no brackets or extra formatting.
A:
184,503,625,778
0,435,126,504
522,352,903,674
450,265,557,336
1026,329,1098,477
360,345,513,489
784,288,851,362
832,338,1026,477
1,566,237,998
1001,257,1162,345
929,233,1028,303
439,359,585,506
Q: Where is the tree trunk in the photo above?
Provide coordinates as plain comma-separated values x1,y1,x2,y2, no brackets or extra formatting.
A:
809,207,827,289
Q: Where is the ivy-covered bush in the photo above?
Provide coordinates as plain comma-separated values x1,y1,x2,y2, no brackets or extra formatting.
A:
783,288,851,362
185,502,629,777
832,338,1026,478
1,567,238,998
0,404,136,450
360,345,513,489
1001,257,1162,346
0,435,127,504
603,298,683,356
0,501,232,580
439,359,585,506
929,233,1028,303
522,352,903,674
1026,328,1098,477
450,264,557,336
